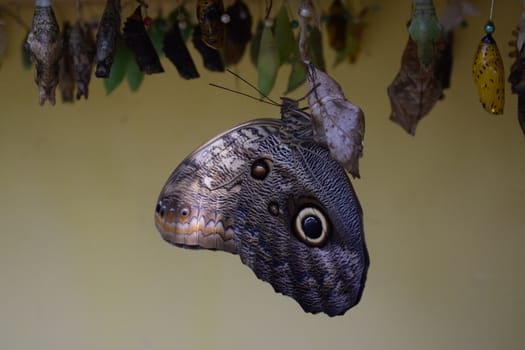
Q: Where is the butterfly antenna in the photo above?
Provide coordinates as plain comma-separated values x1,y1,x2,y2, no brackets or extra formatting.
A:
209,83,280,107
225,68,281,106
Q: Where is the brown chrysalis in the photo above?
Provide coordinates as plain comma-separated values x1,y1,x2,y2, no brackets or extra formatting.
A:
163,23,200,79
123,5,164,74
192,25,225,72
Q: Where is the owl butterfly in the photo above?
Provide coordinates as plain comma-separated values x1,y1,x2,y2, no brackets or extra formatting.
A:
155,96,369,317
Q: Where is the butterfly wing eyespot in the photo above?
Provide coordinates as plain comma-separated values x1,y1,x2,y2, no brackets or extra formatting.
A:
250,157,273,180
180,207,190,217
293,206,331,247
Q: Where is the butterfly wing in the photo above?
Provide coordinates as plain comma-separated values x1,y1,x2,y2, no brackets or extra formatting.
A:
155,117,369,317
234,131,368,317
155,119,280,252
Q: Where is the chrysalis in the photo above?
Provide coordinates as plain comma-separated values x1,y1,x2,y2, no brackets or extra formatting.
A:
25,0,63,106
192,25,224,72
472,21,504,115
408,0,442,68
333,7,368,66
325,0,347,51
223,0,252,66
196,0,225,49
163,18,200,79
95,0,121,78
59,22,75,103
70,20,96,99
508,9,525,135
123,5,164,74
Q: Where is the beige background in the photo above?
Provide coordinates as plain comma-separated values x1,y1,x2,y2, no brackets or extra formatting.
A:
1,1,524,349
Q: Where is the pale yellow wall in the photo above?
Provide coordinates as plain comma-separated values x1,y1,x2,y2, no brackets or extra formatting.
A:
1,1,524,350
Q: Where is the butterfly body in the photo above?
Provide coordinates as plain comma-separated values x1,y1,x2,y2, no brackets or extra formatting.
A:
155,109,368,316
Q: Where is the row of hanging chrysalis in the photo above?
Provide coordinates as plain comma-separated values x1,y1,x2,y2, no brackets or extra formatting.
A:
18,0,371,104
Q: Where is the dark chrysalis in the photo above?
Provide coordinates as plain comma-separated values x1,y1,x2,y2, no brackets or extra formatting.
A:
196,0,226,49
434,32,453,99
70,21,96,100
123,5,164,74
508,29,525,136
163,23,200,79
325,0,347,51
95,0,121,78
59,22,75,103
223,0,253,66
192,25,225,72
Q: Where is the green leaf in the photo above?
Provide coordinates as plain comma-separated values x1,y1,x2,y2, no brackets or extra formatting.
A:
257,24,280,97
104,38,131,95
148,16,167,57
126,59,144,92
250,20,264,67
274,3,295,64
308,26,326,71
285,57,306,94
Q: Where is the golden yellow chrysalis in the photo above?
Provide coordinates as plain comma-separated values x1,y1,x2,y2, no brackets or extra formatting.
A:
472,34,505,115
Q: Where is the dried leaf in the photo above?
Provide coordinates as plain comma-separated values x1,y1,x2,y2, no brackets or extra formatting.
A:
223,0,252,66
123,5,164,74
95,0,121,78
408,0,442,68
163,22,199,79
387,37,443,135
25,3,62,106
306,63,365,178
257,22,279,97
